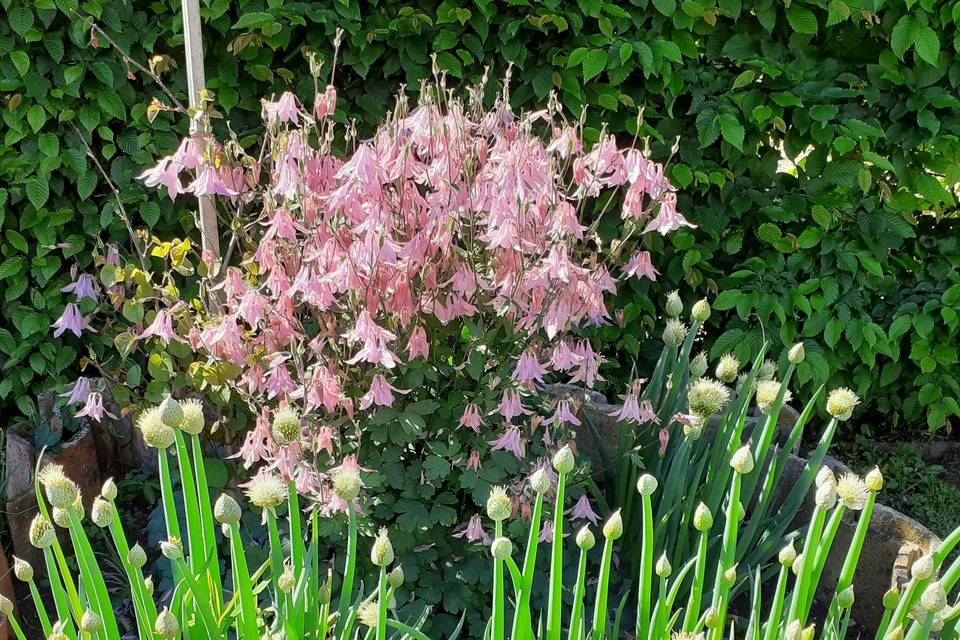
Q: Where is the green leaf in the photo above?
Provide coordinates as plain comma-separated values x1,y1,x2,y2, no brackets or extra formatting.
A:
10,51,29,77
786,6,818,35
582,49,608,82
891,15,917,60
27,104,46,133
913,25,939,65
732,70,756,90
38,133,59,157
8,7,34,36
25,176,49,210
651,0,676,16
718,114,744,150
77,172,97,200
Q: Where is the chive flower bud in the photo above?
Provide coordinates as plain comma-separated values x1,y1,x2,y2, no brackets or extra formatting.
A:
388,565,405,588
656,552,672,578
911,554,935,581
101,477,118,501
690,352,708,379
755,379,789,415
278,568,295,593
81,608,103,633
371,527,394,566
358,602,379,628
865,467,883,492
13,557,32,582
730,445,755,475
214,494,242,525
161,537,183,561
155,608,180,639
552,445,575,474
137,406,176,449
91,497,114,528
318,582,331,604
691,298,710,322
882,585,900,609
332,469,362,501
602,509,623,540
179,398,205,435
715,354,740,383
662,319,688,347
144,575,155,594
836,473,869,510
636,474,658,497
38,464,80,510
792,553,805,576
48,623,69,640
837,586,855,609
815,482,837,510
694,503,713,531
491,537,513,560
486,486,512,522
688,378,730,419
788,342,805,364
158,395,184,427
576,526,595,550
529,468,551,494
779,541,797,568
784,620,801,640
704,607,721,629
29,515,56,548
245,473,287,510
800,625,815,640
271,406,301,445
883,626,903,640
921,580,947,613
665,290,683,317
757,359,777,381
826,387,860,421
683,420,704,441
815,466,836,488
0,595,12,616
723,564,738,587
128,544,147,568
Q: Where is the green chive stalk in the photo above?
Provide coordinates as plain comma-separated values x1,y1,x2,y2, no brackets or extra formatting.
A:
591,509,623,640
547,447,573,640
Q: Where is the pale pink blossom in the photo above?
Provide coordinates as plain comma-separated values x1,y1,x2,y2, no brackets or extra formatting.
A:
60,377,91,405
60,274,97,302
544,399,581,427
74,392,115,422
453,514,491,545
568,340,604,388
465,450,482,471
489,426,525,459
609,379,658,425
566,494,599,525
407,326,430,360
53,304,96,338
495,388,532,422
458,403,484,432
137,158,181,200
138,309,186,344
513,350,546,385
262,92,304,125
359,375,408,410
623,251,659,281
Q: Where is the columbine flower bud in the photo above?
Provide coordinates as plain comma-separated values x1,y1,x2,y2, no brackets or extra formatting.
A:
278,568,295,593
214,494,242,525
690,352,708,379
101,477,118,501
730,446,755,475
158,395,183,427
155,608,180,639
245,473,287,510
271,406,301,445
332,469,362,501
161,538,183,561
865,467,883,492
716,354,740,383
691,299,710,322
788,342,805,364
0,595,12,616
656,552,672,578
371,528,394,567
39,464,80,510
665,290,683,317
529,469,551,494
779,541,797,567
144,575,155,594
576,526,595,550
662,319,688,347
29,515,55,548
636,474,658,497
882,585,900,609
91,497,114,528
836,473,869,510
688,378,730,418
491,537,513,560
13,557,33,582
81,608,102,633
826,387,860,421
602,509,623,540
911,554,935,580
128,543,147,568
837,586,855,609
486,486,512,522
921,580,947,612
552,445,575,474
388,565,405,588
179,398,205,435
704,606,721,629
137,406,176,449
693,503,713,531
815,482,837,510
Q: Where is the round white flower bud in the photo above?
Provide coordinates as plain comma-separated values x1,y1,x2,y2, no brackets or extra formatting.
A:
662,319,688,347
815,466,836,488
101,477,118,501
332,469,362,502
755,379,790,415
920,580,947,613
30,515,56,548
214,494,242,525
665,291,683,317
784,620,801,640
179,398,205,435
865,467,884,492
486,486,512,522
491,537,513,560
788,342,805,365
715,354,741,383
155,608,180,638
636,474,658,497
245,473,287,510
837,585,855,609
704,607,721,629
13,557,33,582
723,564,738,587
656,552,672,578
826,387,860,421
688,378,730,418
388,565,405,588
144,575,155,594
137,406,176,449
278,568,295,593
161,538,183,561
552,445,575,474
602,509,623,540
779,540,797,567
529,469,551,494
91,497,114,528
730,446,755,475
39,464,80,510
0,595,13,616
371,528,394,567
911,554,935,581
691,299,711,322
792,553,805,576
576,526,595,550
271,406,301,445
693,503,713,531
81,608,102,633
690,352,708,379
815,482,837,510
128,543,147,568
157,395,184,428
882,585,900,609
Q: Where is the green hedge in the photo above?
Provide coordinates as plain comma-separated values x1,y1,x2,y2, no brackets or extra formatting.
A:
2,0,959,433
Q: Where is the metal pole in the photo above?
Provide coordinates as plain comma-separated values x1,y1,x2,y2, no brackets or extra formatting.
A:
180,0,220,268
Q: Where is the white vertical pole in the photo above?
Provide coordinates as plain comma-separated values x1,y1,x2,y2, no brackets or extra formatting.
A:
181,0,220,267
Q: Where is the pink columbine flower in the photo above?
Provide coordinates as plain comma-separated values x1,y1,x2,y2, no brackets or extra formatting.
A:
513,350,546,385
550,340,580,371
495,388,532,422
544,399,581,427
60,274,97,302
138,309,186,344
465,450,482,471
53,304,96,338
659,428,670,456
137,157,181,201
315,85,337,118
644,192,695,235
359,375,408,410
263,92,303,125
74,392,115,422
568,340,604,388
566,495,599,525
407,326,429,360
639,400,659,425
609,379,656,425
459,403,484,432
59,377,91,405
539,519,555,543
345,311,399,369
623,251,659,281
453,514,491,545
489,426,525,459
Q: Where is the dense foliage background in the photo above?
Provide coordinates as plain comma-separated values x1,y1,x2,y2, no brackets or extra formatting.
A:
2,0,959,437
